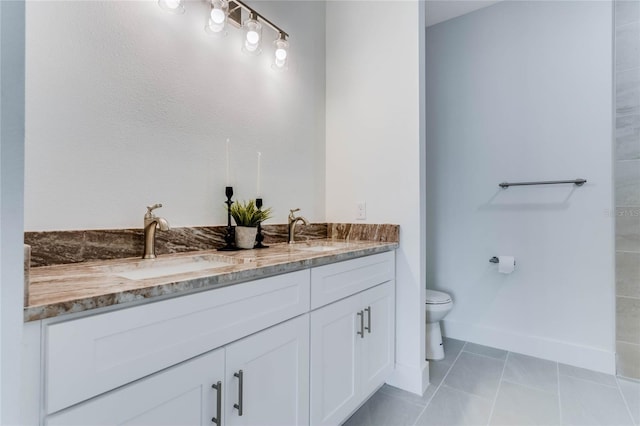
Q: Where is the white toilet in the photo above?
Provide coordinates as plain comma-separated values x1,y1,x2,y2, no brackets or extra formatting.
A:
425,289,453,361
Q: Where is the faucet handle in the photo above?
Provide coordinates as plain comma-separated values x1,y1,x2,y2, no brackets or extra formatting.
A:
289,208,300,220
146,203,163,218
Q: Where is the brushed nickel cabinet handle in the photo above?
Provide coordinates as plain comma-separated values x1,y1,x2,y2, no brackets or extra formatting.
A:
211,381,222,425
357,310,364,338
365,306,371,334
233,370,244,416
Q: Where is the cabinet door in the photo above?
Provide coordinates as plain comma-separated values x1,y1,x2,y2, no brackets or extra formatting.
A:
225,315,310,426
46,348,225,426
310,295,363,426
360,281,395,397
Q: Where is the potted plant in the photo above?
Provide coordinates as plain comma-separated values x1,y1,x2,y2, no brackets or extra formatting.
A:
229,199,273,249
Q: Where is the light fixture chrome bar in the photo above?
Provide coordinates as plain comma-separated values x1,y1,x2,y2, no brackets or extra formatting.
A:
228,0,288,38
498,178,587,189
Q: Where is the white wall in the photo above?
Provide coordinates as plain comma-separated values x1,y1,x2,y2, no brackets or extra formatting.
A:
25,0,325,231
426,1,615,373
0,0,26,423
326,1,426,393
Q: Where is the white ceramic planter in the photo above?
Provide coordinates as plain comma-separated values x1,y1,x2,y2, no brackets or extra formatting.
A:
235,226,257,249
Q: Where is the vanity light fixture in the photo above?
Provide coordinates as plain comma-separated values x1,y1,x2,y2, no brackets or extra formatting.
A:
158,0,289,71
206,0,229,35
158,0,185,14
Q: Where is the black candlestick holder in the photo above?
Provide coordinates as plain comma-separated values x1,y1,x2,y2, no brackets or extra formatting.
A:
218,186,241,251
254,197,269,249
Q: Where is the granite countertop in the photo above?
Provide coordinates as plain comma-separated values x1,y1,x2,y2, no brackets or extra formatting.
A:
25,239,398,322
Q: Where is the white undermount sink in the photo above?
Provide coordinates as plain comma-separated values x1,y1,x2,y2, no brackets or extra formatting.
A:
291,242,351,253
98,254,245,281
293,245,340,252
115,260,232,280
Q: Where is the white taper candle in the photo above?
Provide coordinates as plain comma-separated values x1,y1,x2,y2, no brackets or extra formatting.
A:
225,138,230,186
256,152,262,196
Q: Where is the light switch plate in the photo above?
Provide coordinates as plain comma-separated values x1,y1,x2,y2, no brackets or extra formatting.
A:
356,202,366,220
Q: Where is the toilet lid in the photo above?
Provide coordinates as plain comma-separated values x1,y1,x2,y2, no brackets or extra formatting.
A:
426,290,452,304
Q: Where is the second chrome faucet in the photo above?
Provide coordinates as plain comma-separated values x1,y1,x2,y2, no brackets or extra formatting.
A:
288,208,309,244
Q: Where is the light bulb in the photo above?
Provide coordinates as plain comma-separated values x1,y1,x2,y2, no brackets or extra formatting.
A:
275,48,287,61
242,13,262,55
210,8,225,24
158,0,184,14
205,0,228,35
246,30,260,45
272,36,289,70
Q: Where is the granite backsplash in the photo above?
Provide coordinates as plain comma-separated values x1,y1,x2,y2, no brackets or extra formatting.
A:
25,223,399,267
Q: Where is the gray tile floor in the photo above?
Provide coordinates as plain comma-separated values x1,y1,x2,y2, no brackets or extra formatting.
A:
343,338,640,426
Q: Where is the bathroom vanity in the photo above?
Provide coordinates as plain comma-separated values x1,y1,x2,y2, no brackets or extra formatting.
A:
21,241,397,426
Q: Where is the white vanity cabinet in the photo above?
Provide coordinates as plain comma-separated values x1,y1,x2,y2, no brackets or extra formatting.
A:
47,315,310,426
309,252,395,426
24,249,396,426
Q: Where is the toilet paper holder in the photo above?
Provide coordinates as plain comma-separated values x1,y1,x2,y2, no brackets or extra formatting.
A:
489,256,516,265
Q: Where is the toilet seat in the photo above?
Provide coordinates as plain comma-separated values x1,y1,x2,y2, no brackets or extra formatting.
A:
426,289,452,305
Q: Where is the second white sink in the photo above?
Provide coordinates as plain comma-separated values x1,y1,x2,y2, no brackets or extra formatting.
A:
294,246,339,252
291,242,351,253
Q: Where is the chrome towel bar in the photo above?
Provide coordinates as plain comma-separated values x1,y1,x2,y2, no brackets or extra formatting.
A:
498,178,586,189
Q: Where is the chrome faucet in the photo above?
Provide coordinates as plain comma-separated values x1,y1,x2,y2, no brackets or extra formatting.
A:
288,208,309,244
143,204,170,259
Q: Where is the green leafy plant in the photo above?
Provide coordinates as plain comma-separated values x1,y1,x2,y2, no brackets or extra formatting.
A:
229,200,273,227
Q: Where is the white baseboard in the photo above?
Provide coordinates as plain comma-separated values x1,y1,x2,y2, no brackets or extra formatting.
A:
385,360,429,396
442,319,616,374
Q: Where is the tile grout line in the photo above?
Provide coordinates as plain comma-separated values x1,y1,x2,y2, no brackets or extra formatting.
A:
485,350,510,426
557,361,563,426
460,349,508,362
615,111,640,120
616,295,640,302
377,385,434,410
615,375,638,425
412,341,468,426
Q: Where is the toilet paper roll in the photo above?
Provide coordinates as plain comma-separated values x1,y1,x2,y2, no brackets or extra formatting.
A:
498,256,515,274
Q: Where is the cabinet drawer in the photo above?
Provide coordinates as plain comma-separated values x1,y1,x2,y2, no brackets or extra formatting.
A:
45,270,310,414
310,251,394,309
